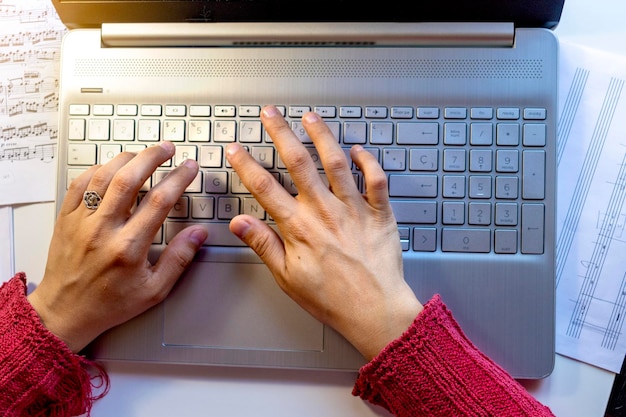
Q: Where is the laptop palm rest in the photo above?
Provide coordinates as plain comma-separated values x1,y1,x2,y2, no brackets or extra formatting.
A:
163,260,324,352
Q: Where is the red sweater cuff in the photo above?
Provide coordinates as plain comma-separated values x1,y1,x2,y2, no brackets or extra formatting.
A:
0,273,108,417
353,294,554,417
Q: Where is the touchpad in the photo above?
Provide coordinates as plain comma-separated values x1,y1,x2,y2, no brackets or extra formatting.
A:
163,260,324,351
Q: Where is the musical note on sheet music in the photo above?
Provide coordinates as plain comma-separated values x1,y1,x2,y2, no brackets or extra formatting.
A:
0,2,53,23
0,0,66,205
0,142,55,162
555,42,626,373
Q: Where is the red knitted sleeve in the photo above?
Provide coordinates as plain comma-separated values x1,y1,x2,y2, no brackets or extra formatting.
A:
0,273,109,417
352,294,555,417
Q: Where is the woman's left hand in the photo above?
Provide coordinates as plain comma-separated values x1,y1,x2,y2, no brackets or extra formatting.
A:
28,142,208,352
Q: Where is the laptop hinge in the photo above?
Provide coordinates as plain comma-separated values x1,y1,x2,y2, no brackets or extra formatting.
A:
100,22,515,48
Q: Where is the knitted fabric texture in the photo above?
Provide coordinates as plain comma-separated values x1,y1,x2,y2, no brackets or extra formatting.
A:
353,294,555,417
0,273,109,417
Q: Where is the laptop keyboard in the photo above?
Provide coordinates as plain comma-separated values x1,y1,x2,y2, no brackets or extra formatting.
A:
64,103,547,255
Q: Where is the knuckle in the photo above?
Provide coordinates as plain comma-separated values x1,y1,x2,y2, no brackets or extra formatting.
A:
284,150,312,175
240,225,282,264
89,170,111,190
67,178,85,196
248,233,274,259
109,239,139,265
247,172,276,196
169,247,193,272
324,153,349,174
365,170,388,192
144,187,175,210
109,172,137,195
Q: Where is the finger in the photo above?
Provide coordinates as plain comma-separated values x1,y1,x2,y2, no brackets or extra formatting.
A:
149,225,208,302
260,105,328,197
301,111,359,200
81,152,138,212
351,145,393,212
60,164,100,215
127,158,200,245
226,142,297,222
96,142,176,217
229,215,287,281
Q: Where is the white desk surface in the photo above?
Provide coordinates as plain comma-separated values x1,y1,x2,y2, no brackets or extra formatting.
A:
12,0,624,415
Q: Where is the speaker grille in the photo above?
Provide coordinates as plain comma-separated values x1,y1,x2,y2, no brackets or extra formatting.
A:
75,58,543,79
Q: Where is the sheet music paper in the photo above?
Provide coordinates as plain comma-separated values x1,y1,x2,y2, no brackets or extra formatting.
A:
0,0,66,205
556,41,626,373
0,206,14,281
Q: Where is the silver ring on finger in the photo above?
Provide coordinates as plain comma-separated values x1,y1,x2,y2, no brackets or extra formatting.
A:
83,190,103,210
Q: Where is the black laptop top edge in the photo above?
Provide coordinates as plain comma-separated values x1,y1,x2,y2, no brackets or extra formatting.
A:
51,0,565,30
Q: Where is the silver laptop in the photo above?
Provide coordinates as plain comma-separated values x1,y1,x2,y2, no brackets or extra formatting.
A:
52,0,563,379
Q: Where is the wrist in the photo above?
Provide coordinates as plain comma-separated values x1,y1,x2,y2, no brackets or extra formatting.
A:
352,293,423,361
27,290,91,353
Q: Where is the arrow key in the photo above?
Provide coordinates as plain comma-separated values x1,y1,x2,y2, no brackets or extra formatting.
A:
413,227,437,252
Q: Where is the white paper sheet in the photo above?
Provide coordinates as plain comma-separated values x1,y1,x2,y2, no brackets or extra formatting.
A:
556,41,626,373
0,206,14,281
0,0,66,205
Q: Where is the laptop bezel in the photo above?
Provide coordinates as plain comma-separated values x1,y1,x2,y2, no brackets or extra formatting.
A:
52,0,565,30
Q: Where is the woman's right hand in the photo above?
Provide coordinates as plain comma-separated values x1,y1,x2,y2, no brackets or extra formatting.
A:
227,106,423,360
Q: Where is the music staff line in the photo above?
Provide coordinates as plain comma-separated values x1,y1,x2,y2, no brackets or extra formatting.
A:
0,46,61,65
0,120,58,141
0,5,61,25
556,76,624,287
566,272,626,349
566,151,626,348
0,91,59,117
0,28,65,48
602,272,626,349
0,72,59,96
0,70,60,117
0,142,55,163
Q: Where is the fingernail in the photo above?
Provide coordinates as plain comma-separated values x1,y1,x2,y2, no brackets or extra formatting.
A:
159,141,175,153
181,159,199,170
261,105,280,118
230,217,251,239
352,144,364,152
189,227,208,247
302,112,321,124
225,142,242,159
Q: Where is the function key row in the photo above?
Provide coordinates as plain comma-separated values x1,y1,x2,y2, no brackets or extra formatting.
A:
69,104,214,117
69,104,546,121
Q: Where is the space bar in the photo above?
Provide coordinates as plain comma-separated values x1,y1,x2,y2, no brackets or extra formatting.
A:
165,221,247,246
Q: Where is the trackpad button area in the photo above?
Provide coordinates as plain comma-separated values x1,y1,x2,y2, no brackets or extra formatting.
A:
163,261,323,352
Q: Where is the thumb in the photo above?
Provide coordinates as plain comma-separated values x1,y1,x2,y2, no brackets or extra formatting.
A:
151,226,207,298
229,215,286,277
